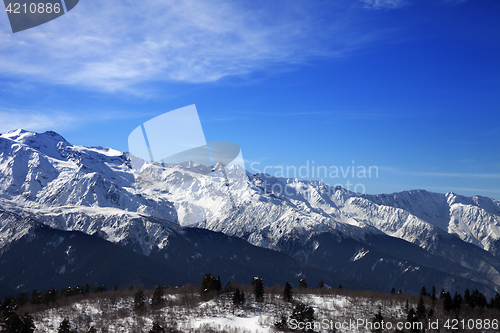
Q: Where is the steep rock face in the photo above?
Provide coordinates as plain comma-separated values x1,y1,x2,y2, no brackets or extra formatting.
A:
1,209,384,296
362,190,500,256
195,173,500,259
448,198,500,255
0,209,37,254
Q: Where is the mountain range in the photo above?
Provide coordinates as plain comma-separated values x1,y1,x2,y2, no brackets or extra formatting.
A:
1,129,499,297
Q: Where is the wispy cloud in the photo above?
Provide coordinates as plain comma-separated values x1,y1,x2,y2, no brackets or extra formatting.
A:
360,0,407,10
0,108,78,133
0,107,148,134
0,0,399,94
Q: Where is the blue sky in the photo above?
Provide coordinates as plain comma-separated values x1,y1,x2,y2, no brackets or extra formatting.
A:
0,0,499,198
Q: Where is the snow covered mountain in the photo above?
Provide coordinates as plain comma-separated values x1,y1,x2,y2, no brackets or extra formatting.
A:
1,129,499,295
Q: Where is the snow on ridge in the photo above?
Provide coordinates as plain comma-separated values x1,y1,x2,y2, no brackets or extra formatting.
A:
1,129,70,160
87,146,123,157
1,129,499,259
350,248,369,262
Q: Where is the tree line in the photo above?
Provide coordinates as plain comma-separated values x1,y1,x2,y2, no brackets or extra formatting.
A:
0,284,106,333
2,276,500,333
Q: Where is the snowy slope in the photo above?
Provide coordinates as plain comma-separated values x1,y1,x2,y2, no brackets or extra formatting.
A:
192,172,500,258
32,292,408,333
0,130,180,255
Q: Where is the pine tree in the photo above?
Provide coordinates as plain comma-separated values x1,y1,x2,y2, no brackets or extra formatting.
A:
431,286,436,302
474,290,487,309
2,307,35,333
464,289,472,308
298,278,307,289
216,275,222,294
452,292,462,312
290,302,314,325
251,277,264,302
420,286,428,297
3,308,24,333
416,296,426,319
134,290,146,311
232,288,245,307
493,293,500,310
406,308,420,333
15,292,29,308
225,280,234,293
232,288,241,306
469,289,485,308
317,280,325,289
21,313,35,333
42,287,58,305
443,292,453,312
201,273,214,293
201,273,221,300
151,285,164,307
94,285,106,293
372,309,384,333
58,319,71,333
30,290,42,305
390,287,396,294
283,282,293,303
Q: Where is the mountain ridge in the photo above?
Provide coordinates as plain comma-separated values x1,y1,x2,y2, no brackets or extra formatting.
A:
1,129,499,296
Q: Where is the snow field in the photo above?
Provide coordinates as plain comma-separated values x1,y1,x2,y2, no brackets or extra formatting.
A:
32,292,409,333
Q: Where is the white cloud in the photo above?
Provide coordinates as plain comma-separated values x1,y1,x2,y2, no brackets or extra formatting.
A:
0,108,77,133
0,106,148,134
0,0,393,94
360,0,406,10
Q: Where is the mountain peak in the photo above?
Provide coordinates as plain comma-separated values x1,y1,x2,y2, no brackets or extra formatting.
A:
1,129,68,144
213,161,225,170
1,129,70,160
2,128,30,138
